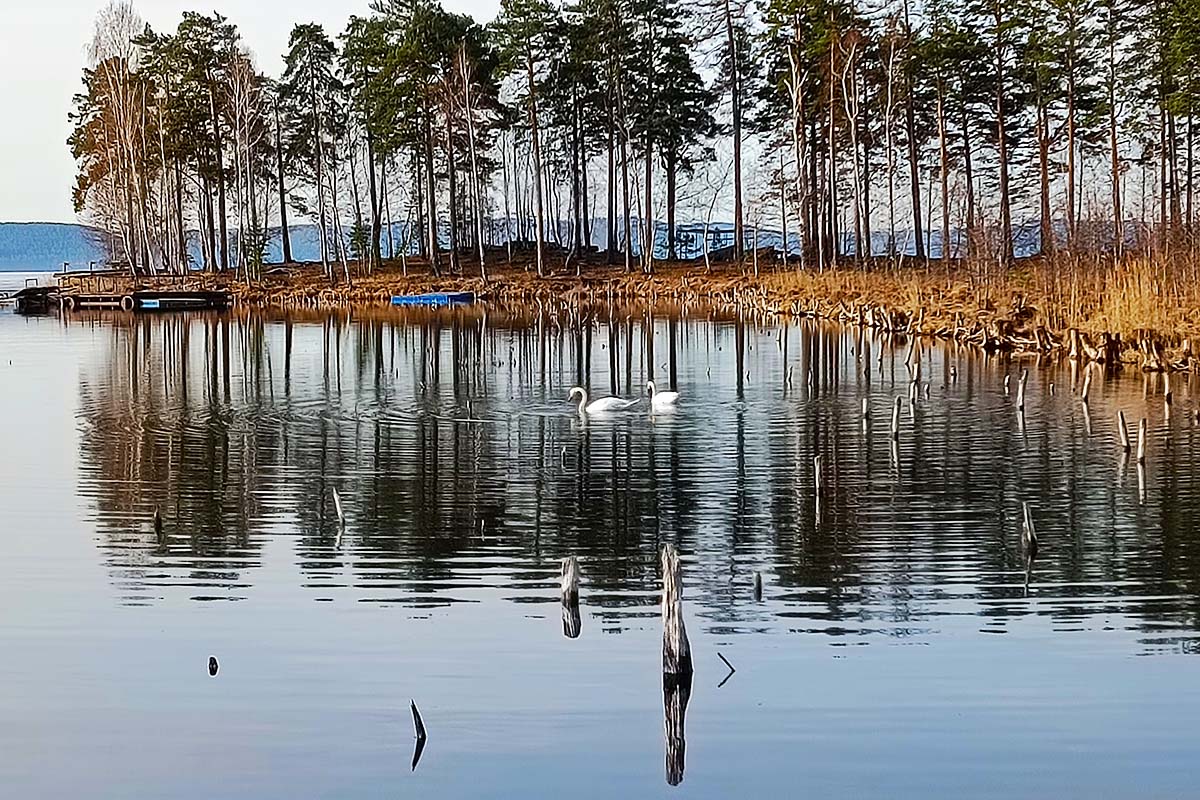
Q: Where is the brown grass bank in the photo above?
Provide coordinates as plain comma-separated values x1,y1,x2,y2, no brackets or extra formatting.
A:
168,253,1200,371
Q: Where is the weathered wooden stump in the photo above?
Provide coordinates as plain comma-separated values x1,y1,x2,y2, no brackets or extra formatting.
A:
561,556,581,639
662,544,694,784
560,556,580,605
1117,411,1131,452
661,543,693,681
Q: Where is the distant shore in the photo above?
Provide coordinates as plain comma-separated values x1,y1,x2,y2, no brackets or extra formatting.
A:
129,253,1200,372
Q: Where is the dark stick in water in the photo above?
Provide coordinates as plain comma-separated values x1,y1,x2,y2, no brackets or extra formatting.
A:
410,700,427,771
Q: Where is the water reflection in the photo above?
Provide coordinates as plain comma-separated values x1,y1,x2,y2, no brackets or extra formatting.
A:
70,306,1200,652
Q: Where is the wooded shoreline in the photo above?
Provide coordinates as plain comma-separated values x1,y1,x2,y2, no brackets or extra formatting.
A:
145,253,1200,372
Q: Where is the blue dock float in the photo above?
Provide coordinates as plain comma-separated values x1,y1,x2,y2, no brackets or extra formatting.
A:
391,291,476,307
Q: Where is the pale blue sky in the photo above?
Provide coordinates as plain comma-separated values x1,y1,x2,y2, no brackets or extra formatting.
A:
0,0,500,223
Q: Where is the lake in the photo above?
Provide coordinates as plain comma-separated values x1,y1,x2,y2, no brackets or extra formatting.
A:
2,304,1199,798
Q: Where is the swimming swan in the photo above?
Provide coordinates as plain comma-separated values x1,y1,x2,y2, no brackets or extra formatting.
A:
568,386,639,414
646,380,680,411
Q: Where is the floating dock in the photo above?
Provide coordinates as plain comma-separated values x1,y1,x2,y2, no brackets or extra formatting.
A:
391,291,475,307
60,289,233,312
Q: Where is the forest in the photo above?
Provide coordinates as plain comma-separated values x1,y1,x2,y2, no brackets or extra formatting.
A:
68,0,1200,283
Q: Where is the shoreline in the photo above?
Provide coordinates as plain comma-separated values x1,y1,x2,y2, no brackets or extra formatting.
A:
125,255,1200,372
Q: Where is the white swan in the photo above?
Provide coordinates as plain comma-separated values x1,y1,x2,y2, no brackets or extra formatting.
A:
568,386,639,414
646,380,680,411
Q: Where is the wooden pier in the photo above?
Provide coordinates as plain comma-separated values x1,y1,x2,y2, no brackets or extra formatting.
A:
59,288,233,312
52,268,233,312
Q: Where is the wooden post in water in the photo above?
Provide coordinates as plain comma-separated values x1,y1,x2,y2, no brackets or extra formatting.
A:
1021,502,1038,555
1016,369,1028,411
753,571,763,601
561,556,580,604
891,397,901,440
561,556,581,639
661,544,693,680
1020,501,1038,591
813,454,824,497
861,398,869,421
153,507,163,542
1136,418,1147,464
661,543,692,786
332,487,345,527
1163,372,1172,403
1081,367,1091,403
1117,411,1130,451
1004,374,1011,395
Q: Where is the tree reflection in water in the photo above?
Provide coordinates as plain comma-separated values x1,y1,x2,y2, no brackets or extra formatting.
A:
72,305,1200,650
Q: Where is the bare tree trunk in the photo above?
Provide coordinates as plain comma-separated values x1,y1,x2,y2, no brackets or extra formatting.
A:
423,107,440,276
993,4,1014,264
209,82,228,272
460,49,487,279
607,115,617,261
937,80,950,262
526,49,546,277
304,66,331,279
501,131,512,264
644,139,654,274
1066,22,1078,250
961,99,977,259
723,0,743,258
275,102,292,264
175,158,186,272
367,130,382,268
445,98,461,274
905,74,923,260
1038,101,1054,256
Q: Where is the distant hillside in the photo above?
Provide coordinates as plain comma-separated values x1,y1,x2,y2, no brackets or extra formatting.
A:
0,222,108,271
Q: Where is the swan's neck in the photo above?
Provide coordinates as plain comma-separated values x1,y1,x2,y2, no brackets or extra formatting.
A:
647,381,656,398
576,389,589,411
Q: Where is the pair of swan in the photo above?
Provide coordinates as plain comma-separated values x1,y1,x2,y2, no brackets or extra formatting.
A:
569,381,679,414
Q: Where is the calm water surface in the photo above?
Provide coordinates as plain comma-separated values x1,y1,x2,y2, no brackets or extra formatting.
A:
2,305,1200,798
